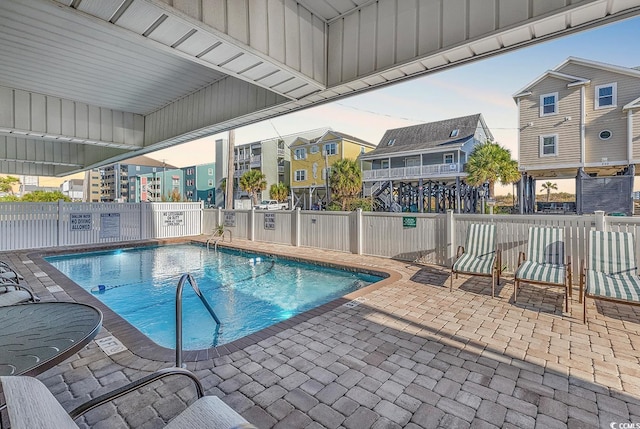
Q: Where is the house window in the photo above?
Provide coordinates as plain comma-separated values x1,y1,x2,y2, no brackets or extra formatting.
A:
172,177,180,187
381,160,389,169
595,83,617,109
295,170,307,181
294,148,306,160
406,157,420,167
539,134,558,157
540,92,558,116
443,153,455,164
208,168,213,175
208,179,214,186
324,143,337,156
360,146,365,154
310,145,319,154
136,166,140,171
387,139,395,146
450,129,459,138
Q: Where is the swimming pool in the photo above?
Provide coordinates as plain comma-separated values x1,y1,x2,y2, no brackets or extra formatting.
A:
46,245,381,350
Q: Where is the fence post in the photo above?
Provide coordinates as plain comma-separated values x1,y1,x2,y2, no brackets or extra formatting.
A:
57,200,63,247
446,209,455,265
199,201,204,235
295,208,301,247
595,210,606,231
249,208,255,241
355,208,363,255
139,203,144,240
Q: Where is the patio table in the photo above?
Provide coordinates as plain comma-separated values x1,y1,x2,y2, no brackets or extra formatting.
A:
0,302,102,376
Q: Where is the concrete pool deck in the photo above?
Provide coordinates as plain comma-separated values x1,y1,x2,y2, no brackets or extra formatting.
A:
2,237,640,428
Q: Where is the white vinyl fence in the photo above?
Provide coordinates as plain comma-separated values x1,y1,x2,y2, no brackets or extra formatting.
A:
3,203,637,280
203,208,634,279
0,202,202,251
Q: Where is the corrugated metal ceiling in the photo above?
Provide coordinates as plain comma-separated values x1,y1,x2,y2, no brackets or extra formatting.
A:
0,0,227,115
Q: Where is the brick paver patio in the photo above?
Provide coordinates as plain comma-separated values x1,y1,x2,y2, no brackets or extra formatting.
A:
2,237,640,429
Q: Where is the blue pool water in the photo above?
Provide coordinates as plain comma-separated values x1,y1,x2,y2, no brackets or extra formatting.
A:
46,245,381,350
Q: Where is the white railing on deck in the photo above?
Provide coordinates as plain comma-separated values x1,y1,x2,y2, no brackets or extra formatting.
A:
363,163,463,181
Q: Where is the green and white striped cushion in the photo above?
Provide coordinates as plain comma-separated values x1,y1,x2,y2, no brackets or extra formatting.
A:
453,253,495,275
526,227,564,265
590,231,636,275
586,270,640,302
515,260,565,285
464,224,496,258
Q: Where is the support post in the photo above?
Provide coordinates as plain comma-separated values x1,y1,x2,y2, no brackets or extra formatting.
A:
446,209,455,266
355,208,363,255
455,176,461,214
217,207,222,228
595,210,606,232
249,207,255,241
418,178,424,213
295,208,301,246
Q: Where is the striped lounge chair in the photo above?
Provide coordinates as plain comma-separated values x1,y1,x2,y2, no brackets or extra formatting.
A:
580,231,640,323
514,227,572,312
451,224,501,297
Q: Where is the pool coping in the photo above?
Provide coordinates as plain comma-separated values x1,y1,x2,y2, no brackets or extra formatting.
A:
29,238,401,363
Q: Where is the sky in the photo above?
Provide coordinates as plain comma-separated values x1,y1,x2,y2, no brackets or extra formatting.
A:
149,16,640,195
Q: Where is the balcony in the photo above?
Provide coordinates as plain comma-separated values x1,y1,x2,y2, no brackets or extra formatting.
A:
250,154,261,167
278,165,285,173
277,148,285,157
234,169,249,178
363,163,464,181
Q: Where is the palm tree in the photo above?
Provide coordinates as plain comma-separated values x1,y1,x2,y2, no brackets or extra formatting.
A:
239,170,267,206
465,141,520,197
329,159,363,211
269,182,289,202
541,181,558,202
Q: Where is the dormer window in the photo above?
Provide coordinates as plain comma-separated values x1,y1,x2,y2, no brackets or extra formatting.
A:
387,138,396,146
450,129,459,138
540,92,558,116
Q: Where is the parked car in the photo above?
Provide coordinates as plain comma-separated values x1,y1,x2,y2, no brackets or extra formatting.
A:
254,200,288,210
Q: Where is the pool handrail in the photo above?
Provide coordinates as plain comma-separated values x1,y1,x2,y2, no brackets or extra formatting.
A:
175,273,221,368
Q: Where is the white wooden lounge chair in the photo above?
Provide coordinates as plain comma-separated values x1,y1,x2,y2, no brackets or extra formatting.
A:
451,223,501,297
514,226,572,312
580,230,640,323
0,367,256,429
0,282,38,306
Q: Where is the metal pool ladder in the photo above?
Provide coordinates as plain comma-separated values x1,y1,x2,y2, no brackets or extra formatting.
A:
175,273,221,368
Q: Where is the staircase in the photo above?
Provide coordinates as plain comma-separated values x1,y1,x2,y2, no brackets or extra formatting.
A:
368,181,392,211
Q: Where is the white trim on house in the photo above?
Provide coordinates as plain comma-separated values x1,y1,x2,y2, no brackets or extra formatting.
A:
558,57,640,79
520,162,583,170
512,70,589,98
540,92,559,117
294,169,307,181
628,110,633,163
594,82,617,109
539,134,559,157
623,95,640,110
580,85,585,164
584,160,628,168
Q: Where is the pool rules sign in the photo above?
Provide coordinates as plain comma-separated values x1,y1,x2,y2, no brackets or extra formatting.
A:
163,211,184,227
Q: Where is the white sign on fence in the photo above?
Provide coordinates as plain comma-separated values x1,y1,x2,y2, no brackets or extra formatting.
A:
70,213,92,231
163,211,184,226
224,212,236,227
100,213,121,239
264,213,275,230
